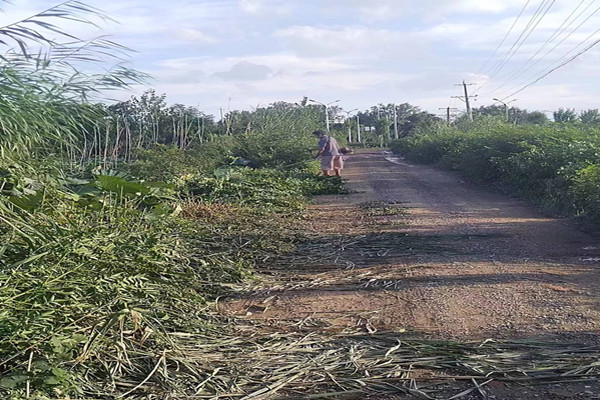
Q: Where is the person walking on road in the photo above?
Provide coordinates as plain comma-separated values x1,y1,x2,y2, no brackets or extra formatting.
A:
313,130,343,176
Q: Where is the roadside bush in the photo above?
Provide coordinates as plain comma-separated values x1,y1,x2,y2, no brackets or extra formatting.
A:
0,197,241,397
0,98,348,397
390,135,445,163
390,125,461,164
233,131,316,169
228,103,324,169
444,127,538,182
126,139,235,182
0,169,321,397
394,122,600,221
573,164,600,222
0,147,349,397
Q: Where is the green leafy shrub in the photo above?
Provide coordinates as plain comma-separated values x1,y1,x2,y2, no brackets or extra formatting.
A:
233,131,316,169
391,132,458,164
573,164,600,222
394,121,600,220
179,167,347,210
0,155,350,397
126,140,235,182
0,186,302,397
0,200,226,397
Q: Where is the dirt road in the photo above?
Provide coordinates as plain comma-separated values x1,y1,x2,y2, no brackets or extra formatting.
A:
220,150,600,399
228,150,600,341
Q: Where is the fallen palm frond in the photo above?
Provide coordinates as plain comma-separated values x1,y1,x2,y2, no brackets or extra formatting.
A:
100,329,600,399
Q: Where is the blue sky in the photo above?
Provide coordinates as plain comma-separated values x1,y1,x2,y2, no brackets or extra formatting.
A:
3,0,600,118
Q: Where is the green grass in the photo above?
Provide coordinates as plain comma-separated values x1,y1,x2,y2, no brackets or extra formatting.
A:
0,2,353,397
0,147,347,398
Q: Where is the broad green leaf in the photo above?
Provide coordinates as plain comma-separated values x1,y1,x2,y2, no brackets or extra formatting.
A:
9,191,43,211
96,175,150,195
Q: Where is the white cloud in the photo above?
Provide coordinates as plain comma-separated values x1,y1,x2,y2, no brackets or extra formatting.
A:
3,0,598,116
426,22,479,37
156,53,356,77
315,0,529,22
176,29,219,44
213,61,273,81
357,3,396,21
453,0,524,14
273,25,424,58
238,0,295,16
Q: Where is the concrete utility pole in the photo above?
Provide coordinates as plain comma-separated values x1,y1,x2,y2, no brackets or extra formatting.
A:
439,107,459,125
356,114,361,142
387,122,391,143
309,99,340,131
493,98,518,122
463,81,472,121
393,105,399,139
452,81,477,121
343,109,358,142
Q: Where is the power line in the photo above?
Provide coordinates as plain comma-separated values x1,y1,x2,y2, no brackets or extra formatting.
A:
475,0,555,94
483,0,556,88
500,31,600,100
476,0,548,91
488,0,599,95
489,0,589,92
493,7,600,99
475,0,532,76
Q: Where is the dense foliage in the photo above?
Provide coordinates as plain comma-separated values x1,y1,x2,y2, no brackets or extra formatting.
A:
352,103,441,147
0,2,347,398
0,88,347,396
1,152,347,397
1,140,346,399
459,105,549,125
391,118,600,222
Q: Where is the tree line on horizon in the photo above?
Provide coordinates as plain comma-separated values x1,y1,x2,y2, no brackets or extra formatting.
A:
95,89,600,157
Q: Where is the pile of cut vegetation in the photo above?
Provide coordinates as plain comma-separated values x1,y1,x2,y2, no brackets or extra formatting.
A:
0,157,347,398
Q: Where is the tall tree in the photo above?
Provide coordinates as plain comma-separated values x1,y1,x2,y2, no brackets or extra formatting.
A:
399,112,442,136
553,108,578,123
580,109,600,125
516,110,549,125
471,105,549,125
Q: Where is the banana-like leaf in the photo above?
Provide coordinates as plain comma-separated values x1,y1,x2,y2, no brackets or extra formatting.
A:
96,175,150,196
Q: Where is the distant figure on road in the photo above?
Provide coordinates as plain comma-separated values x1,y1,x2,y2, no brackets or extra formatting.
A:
313,130,343,176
